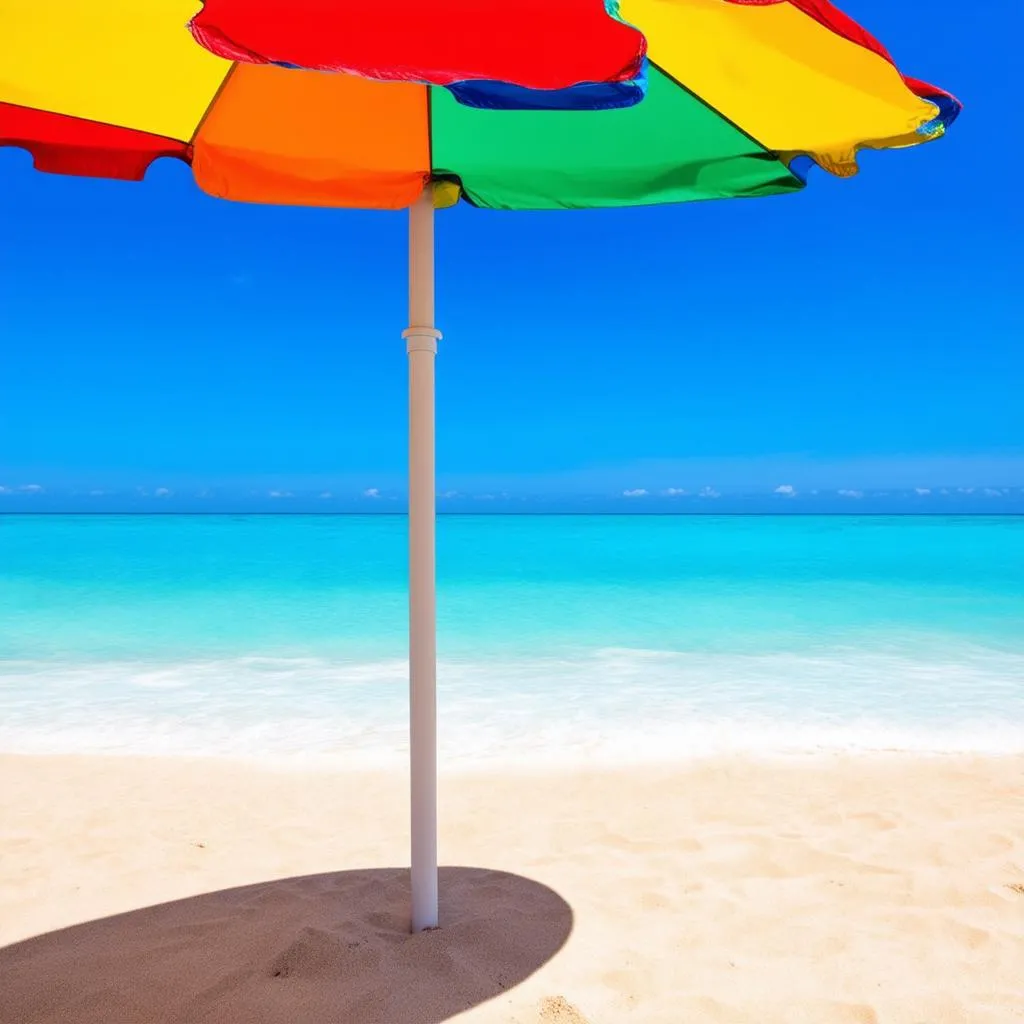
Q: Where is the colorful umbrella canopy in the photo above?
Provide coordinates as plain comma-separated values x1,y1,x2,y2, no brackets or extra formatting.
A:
2,0,958,209
1,0,959,934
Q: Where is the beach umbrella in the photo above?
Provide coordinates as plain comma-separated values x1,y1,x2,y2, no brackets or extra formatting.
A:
1,0,958,933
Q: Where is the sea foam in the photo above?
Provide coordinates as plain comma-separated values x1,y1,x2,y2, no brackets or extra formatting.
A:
2,644,1021,767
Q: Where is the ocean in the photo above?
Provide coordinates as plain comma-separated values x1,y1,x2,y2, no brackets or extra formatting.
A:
1,514,1022,767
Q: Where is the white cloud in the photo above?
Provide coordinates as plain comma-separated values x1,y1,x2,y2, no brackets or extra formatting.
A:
940,488,950,495
19,484,44,494
838,489,863,499
698,486,720,499
914,488,931,496
774,484,796,497
268,490,293,499
0,486,9,494
957,487,975,495
663,488,688,496
439,490,459,499
363,488,380,498
983,488,1003,497
154,487,172,498
89,489,107,497
474,493,496,501
319,491,333,499
623,488,648,497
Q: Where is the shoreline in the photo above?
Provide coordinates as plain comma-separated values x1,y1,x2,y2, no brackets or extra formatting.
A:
2,752,1022,1022
7,744,1021,772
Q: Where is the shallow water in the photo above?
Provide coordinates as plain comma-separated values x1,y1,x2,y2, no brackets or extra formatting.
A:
2,515,1022,765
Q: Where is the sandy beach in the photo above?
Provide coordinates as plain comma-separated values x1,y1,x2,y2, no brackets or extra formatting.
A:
1,754,1021,1023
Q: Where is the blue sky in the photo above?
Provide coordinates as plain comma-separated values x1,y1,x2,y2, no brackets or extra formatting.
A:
1,1,1021,513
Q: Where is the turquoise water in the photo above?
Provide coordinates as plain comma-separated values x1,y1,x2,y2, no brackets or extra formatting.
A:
1,515,1022,764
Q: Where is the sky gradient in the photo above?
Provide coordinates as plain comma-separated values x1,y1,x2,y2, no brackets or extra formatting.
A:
1,1,1020,513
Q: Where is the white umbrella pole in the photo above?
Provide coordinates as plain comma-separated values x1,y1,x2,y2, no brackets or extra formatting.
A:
404,187,440,933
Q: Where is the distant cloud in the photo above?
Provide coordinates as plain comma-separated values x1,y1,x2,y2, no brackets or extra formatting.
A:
957,487,975,495
774,484,796,497
838,489,863,499
89,489,107,497
363,488,380,498
663,488,688,497
154,487,172,498
474,493,496,501
914,488,931,496
319,491,333,499
19,484,44,494
0,486,9,494
983,488,1003,497
698,486,720,499
623,488,648,497
268,490,293,499
439,490,460,499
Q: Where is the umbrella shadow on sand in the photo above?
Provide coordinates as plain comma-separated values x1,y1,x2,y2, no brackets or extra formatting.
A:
0,866,573,1024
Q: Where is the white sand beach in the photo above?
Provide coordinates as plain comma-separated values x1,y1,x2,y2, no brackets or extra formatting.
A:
1,754,1022,1023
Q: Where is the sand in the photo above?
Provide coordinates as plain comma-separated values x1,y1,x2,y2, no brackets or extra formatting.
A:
1,754,1022,1023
